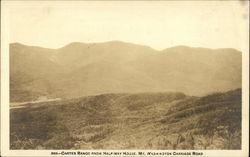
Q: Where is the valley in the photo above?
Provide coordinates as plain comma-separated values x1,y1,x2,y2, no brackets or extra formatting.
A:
10,89,241,150
9,41,242,150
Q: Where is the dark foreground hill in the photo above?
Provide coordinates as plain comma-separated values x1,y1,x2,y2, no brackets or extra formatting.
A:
10,88,241,149
10,41,241,102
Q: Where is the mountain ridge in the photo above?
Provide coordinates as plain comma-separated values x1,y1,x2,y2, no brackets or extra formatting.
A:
10,88,241,149
10,41,242,102
10,41,242,52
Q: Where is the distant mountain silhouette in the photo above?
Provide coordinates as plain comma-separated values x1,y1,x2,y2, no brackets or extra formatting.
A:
10,41,242,102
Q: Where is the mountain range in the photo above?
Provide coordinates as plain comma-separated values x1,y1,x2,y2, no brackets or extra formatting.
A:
10,41,242,102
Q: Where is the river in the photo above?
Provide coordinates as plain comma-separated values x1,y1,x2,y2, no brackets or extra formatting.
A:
10,97,61,109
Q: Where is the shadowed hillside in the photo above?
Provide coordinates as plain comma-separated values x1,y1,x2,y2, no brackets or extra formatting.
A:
10,41,241,102
10,89,241,149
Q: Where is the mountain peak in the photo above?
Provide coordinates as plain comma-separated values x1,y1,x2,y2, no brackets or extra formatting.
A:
60,42,87,49
10,42,26,47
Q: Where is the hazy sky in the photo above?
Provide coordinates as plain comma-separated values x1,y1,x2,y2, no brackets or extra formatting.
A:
6,1,249,51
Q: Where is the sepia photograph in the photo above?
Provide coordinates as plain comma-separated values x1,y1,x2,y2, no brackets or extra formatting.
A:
1,0,249,156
